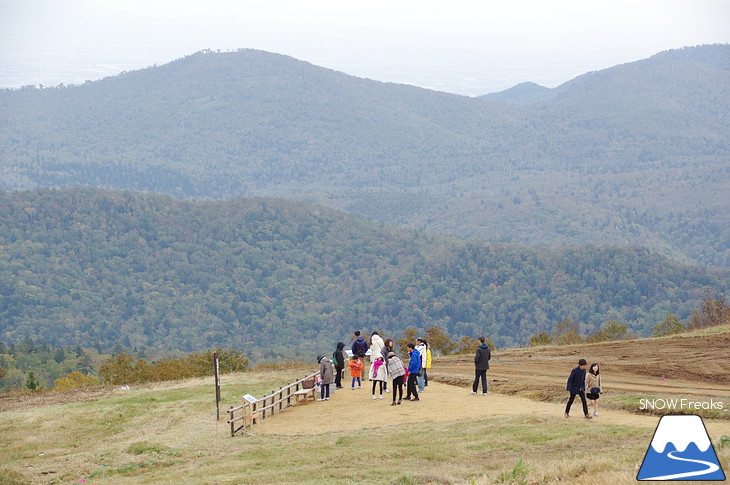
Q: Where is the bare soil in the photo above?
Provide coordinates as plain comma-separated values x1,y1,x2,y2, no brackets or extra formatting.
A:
0,387,117,413
253,328,730,436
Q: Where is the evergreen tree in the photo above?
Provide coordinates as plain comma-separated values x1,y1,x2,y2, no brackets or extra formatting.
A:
25,371,39,391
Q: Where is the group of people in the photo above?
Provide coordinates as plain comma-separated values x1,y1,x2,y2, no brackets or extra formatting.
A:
318,334,604,422
316,331,495,406
317,334,602,421
565,358,602,419
316,331,435,405
346,330,431,406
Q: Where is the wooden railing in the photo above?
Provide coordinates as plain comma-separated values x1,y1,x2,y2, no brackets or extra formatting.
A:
227,371,319,437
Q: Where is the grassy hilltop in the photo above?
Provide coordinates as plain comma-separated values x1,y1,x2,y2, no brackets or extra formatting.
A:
1,327,728,484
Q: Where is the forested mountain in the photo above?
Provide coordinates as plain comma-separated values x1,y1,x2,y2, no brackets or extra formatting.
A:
480,82,556,105
0,188,726,359
0,45,728,266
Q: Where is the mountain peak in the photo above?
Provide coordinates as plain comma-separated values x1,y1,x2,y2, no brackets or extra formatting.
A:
479,81,554,105
650,415,711,453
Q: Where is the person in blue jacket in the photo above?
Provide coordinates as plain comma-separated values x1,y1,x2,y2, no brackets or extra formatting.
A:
564,358,592,419
404,343,421,401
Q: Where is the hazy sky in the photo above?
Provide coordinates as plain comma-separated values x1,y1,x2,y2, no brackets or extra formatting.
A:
1,0,728,95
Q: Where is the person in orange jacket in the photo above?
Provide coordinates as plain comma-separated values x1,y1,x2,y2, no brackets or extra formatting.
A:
348,355,363,389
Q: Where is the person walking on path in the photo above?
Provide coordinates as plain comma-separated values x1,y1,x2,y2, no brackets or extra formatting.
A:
348,355,363,389
415,338,428,392
333,342,346,389
386,351,406,405
352,331,369,358
471,336,491,395
317,355,334,401
369,356,387,399
585,363,602,417
404,343,421,401
565,358,592,419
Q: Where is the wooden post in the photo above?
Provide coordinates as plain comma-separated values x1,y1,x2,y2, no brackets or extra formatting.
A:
229,405,234,436
214,352,221,421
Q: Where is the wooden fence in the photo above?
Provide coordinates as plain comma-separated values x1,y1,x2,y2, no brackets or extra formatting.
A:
226,371,320,437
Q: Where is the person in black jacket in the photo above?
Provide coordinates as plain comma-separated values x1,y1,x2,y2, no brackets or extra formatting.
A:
471,336,491,395
351,331,369,358
564,358,592,419
333,342,346,389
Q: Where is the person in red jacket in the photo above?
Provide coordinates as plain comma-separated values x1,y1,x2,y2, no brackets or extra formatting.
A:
348,355,363,389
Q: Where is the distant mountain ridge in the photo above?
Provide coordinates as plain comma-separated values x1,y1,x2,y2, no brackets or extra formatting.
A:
1,44,728,266
480,82,555,104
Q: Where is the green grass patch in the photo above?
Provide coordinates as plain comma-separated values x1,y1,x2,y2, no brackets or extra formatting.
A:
127,441,171,456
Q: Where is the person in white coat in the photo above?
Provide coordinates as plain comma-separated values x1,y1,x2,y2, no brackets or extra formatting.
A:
369,356,388,399
370,332,385,363
415,338,427,392
370,331,386,389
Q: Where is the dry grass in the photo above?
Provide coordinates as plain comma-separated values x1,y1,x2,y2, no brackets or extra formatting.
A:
0,368,728,484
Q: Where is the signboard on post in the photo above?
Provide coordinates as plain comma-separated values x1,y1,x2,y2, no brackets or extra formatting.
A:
214,351,221,421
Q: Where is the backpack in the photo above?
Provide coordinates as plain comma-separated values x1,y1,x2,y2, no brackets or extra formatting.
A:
353,339,367,357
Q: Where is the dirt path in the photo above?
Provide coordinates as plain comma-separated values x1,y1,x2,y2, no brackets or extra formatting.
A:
252,379,730,437
253,330,730,437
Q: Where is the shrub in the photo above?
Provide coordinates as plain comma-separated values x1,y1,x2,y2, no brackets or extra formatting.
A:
652,314,685,337
528,331,552,347
552,318,583,345
687,290,729,329
54,371,99,391
587,320,636,342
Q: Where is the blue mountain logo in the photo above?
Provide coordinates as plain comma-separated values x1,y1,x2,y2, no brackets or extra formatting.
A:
637,415,726,481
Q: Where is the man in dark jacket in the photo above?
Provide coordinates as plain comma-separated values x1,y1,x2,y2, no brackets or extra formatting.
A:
472,336,491,395
351,331,369,358
333,342,345,389
565,358,592,419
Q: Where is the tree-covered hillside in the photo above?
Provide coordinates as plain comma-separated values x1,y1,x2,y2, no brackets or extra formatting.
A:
1,46,728,266
0,188,726,359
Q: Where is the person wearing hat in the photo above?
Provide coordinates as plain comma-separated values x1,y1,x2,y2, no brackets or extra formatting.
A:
317,354,335,401
333,342,346,389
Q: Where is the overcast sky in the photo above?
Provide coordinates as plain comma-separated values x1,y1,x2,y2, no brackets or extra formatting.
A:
1,0,728,95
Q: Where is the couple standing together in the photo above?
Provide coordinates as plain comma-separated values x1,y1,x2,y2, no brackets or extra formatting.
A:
565,358,602,419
